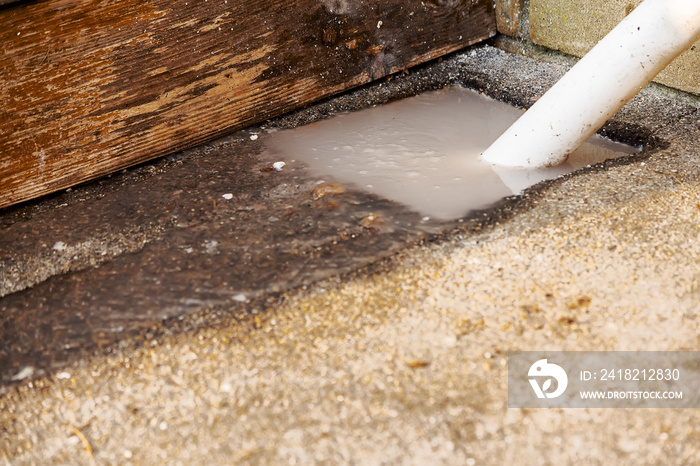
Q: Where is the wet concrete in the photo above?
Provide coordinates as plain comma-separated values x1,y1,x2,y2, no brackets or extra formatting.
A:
1,43,700,464
0,43,604,384
1,130,447,383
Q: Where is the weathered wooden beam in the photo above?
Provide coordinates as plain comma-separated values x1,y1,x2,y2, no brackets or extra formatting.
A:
0,0,496,209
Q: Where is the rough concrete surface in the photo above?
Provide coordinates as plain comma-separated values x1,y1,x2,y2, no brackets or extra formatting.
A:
528,0,700,94
2,44,700,464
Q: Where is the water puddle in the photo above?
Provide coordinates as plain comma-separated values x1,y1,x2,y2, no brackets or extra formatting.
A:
266,86,640,220
0,87,642,385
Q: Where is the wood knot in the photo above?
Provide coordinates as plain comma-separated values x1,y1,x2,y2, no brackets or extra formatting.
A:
322,28,338,46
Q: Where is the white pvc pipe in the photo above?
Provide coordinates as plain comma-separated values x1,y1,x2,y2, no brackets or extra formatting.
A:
482,0,700,168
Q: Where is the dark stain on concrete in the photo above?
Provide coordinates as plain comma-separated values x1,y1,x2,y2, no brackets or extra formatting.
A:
1,43,690,385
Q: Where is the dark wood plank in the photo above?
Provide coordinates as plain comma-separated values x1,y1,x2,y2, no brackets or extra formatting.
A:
0,0,495,209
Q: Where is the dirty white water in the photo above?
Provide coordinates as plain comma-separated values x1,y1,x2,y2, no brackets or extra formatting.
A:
266,86,640,220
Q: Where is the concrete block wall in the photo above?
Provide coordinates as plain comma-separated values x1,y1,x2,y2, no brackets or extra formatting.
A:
494,0,699,94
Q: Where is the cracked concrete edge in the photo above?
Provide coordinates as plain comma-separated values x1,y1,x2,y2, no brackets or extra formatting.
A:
0,224,166,297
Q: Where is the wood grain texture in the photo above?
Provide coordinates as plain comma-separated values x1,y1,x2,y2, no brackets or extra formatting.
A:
0,0,495,209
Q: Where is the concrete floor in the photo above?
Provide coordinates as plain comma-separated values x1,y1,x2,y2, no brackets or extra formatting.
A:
2,44,700,464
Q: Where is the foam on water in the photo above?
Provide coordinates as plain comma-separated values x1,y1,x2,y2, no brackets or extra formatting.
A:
266,86,640,220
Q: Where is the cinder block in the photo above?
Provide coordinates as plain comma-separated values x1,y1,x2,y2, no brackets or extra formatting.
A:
529,0,699,94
